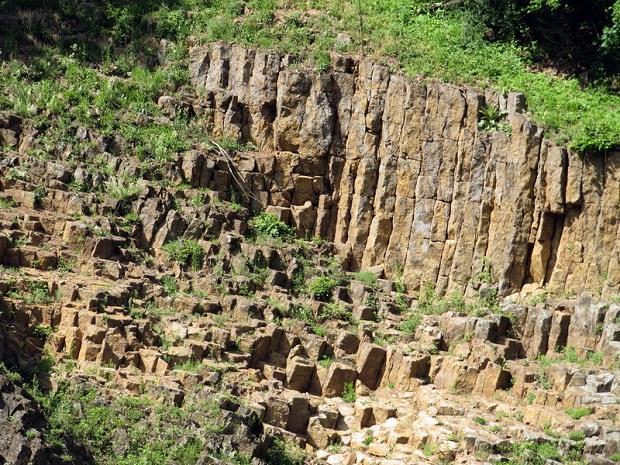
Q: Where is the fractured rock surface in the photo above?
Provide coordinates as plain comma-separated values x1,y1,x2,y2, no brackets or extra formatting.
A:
190,43,620,298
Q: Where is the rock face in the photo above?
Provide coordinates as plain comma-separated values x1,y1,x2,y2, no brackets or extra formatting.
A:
190,43,620,297
0,375,57,465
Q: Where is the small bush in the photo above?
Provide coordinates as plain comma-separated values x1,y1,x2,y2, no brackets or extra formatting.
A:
106,177,145,201
33,186,48,208
0,197,17,208
32,324,55,341
478,104,511,133
162,239,205,271
400,312,422,335
266,438,307,465
342,381,356,403
249,212,293,239
565,407,593,420
161,276,178,296
307,276,338,301
319,302,352,322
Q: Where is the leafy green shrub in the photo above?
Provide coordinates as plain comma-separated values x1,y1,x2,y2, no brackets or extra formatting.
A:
503,441,559,465
33,186,48,208
30,382,222,465
8,281,58,304
478,105,511,133
266,438,307,465
307,276,338,301
400,312,422,335
189,189,209,208
565,407,592,420
249,212,293,239
162,239,205,271
0,197,17,208
161,276,178,296
586,350,604,365
106,177,144,201
32,324,55,341
319,302,352,322
342,381,356,403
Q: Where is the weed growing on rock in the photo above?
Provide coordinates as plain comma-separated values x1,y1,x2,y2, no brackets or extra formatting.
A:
249,212,293,240
354,270,379,288
565,407,593,420
31,324,55,341
161,276,178,296
342,382,356,403
162,239,205,271
307,276,338,301
29,382,223,465
266,438,307,465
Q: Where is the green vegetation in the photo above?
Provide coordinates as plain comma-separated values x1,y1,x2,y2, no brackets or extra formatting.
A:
422,443,438,457
189,189,210,208
249,212,293,240
107,178,145,201
266,438,307,465
565,407,593,421
362,433,374,446
399,312,422,336
162,239,205,271
354,270,379,288
172,360,204,373
7,280,58,304
342,381,356,403
161,276,178,296
307,276,338,301
320,302,353,322
33,186,48,208
399,283,503,336
478,104,511,133
30,382,224,465
0,197,17,208
31,324,55,341
501,439,585,465
568,431,585,442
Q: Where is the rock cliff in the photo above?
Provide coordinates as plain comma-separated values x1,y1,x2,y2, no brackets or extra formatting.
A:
189,43,620,297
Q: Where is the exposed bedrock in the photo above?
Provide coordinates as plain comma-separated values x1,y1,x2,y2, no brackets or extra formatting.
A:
189,43,620,297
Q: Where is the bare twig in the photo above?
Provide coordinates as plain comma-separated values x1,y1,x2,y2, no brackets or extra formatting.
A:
207,136,262,204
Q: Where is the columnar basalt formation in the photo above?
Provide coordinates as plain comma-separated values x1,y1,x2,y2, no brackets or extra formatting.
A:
189,43,620,297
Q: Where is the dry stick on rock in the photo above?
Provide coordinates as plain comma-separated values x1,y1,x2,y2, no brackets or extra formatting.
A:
207,136,261,205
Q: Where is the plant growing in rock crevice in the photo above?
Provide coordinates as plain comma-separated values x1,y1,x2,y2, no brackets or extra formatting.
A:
249,212,293,240
162,239,205,271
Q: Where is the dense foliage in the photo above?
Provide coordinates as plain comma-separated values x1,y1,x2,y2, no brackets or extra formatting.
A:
0,0,619,155
30,382,226,465
462,0,620,85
